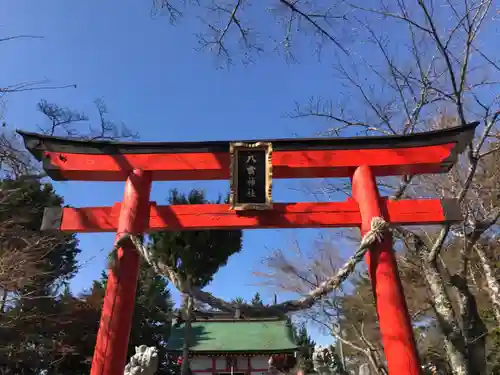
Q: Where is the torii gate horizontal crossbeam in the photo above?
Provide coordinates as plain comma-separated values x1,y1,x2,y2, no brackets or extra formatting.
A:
17,123,477,181
41,199,461,233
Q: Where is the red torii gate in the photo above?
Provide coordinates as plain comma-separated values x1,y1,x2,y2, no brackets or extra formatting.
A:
18,122,478,375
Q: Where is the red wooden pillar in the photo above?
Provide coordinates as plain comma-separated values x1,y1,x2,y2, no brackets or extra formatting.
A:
352,165,421,375
90,169,152,375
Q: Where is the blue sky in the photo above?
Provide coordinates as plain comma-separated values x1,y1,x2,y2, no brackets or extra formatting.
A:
1,1,358,345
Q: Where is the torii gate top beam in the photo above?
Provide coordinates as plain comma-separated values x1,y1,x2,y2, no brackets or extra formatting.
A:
17,123,478,181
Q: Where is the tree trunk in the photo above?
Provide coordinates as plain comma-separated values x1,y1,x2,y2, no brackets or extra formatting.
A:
181,294,194,375
359,363,371,375
474,244,500,323
366,349,388,375
0,290,7,313
421,258,469,375
351,324,387,374
450,274,487,375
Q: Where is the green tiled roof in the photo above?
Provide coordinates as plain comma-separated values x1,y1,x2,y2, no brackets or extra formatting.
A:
167,319,299,353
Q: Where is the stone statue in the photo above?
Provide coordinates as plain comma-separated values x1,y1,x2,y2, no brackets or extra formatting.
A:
312,345,335,374
312,345,347,375
358,363,370,375
124,345,159,375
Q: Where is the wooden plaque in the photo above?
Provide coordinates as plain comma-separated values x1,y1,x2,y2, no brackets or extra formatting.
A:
229,142,273,210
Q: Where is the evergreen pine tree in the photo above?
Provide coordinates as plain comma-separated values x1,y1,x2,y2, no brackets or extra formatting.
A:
293,323,315,373
251,292,264,306
148,189,243,375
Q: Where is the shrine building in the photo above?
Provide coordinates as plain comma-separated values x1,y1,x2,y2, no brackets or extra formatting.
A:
167,311,300,375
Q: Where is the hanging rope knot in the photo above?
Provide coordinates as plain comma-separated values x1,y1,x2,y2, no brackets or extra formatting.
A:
349,217,389,271
359,217,389,249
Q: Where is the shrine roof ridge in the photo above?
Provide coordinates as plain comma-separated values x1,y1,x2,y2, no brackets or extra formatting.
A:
191,310,284,321
17,122,478,158
193,317,285,322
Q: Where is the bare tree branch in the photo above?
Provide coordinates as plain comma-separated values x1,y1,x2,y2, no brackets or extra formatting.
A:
36,99,138,141
0,35,43,43
151,0,350,66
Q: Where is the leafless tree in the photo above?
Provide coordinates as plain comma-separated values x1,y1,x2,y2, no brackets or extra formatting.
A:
36,99,138,140
0,33,75,177
255,238,391,374
0,179,77,327
0,35,77,118
150,0,351,66
0,99,137,332
258,1,499,374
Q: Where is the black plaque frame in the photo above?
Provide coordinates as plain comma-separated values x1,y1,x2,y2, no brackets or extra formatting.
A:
229,141,273,211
